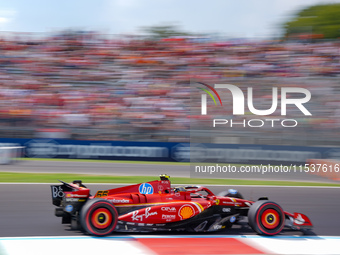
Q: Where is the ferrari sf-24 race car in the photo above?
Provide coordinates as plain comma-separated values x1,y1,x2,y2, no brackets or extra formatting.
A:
51,175,313,236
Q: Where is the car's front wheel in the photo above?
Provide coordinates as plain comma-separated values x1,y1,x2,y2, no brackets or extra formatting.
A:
248,200,285,235
80,198,118,236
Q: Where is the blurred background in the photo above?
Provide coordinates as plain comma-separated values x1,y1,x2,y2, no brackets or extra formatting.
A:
0,0,340,147
1,1,340,243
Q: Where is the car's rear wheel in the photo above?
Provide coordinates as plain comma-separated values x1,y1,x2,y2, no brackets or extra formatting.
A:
80,199,118,236
248,200,285,235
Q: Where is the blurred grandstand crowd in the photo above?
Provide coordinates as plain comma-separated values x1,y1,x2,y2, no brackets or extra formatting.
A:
0,31,339,145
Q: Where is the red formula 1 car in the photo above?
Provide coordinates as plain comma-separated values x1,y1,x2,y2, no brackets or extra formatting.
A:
51,175,313,236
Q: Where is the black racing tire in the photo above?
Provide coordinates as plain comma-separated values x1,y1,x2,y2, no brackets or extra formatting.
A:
80,198,118,236
248,200,285,236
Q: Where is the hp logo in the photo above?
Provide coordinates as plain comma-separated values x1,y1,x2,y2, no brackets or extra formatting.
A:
139,183,154,194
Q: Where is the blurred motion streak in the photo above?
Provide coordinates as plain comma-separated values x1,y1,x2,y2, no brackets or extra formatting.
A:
0,31,339,146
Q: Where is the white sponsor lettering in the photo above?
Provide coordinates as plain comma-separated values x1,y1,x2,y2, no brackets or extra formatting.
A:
131,207,157,221
213,225,222,230
161,207,176,212
65,198,82,202
52,186,64,198
66,194,88,198
222,201,234,205
110,199,129,203
162,215,176,221
222,208,231,213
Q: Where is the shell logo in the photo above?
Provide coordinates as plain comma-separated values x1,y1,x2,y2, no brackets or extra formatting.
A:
179,205,195,220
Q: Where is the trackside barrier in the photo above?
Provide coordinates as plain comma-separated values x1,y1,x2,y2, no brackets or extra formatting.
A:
1,138,340,164
0,146,24,164
306,159,340,181
0,139,186,162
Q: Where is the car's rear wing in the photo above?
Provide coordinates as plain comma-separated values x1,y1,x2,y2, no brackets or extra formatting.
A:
51,180,88,206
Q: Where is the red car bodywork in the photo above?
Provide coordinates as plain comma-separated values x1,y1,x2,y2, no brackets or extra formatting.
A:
51,176,313,236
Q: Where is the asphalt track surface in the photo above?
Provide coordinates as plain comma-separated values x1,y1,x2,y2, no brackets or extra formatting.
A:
2,160,338,183
0,183,339,237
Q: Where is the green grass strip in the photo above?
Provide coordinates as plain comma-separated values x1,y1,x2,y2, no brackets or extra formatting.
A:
0,172,339,187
